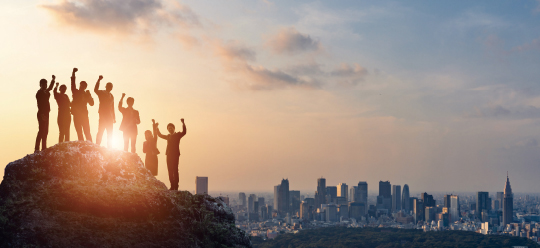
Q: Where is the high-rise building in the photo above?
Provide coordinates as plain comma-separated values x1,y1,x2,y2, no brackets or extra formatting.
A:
496,192,504,210
274,185,280,209
349,186,357,202
357,182,368,206
325,204,338,222
413,198,424,223
443,194,452,209
315,177,326,209
195,176,208,195
300,198,315,220
278,179,290,215
503,174,513,226
349,202,366,220
392,185,402,212
421,192,436,207
450,195,460,222
337,183,348,201
248,194,257,213
379,181,392,210
402,184,410,212
239,192,246,209
476,192,490,219
289,190,301,215
326,186,338,203
425,206,436,222
258,197,265,212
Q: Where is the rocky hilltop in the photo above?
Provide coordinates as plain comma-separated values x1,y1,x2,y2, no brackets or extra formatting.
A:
0,141,251,248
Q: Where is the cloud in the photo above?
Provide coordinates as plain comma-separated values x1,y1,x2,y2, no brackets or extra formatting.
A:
266,27,321,54
229,64,320,90
512,37,540,52
41,0,200,34
465,105,540,119
330,63,368,87
211,40,256,62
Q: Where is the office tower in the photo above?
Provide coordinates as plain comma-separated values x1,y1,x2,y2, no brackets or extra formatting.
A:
476,192,490,218
392,185,402,212
258,197,265,210
421,192,436,207
195,176,208,195
290,190,301,215
337,183,348,201
443,194,452,209
260,204,268,221
326,186,338,203
248,194,257,213
379,181,392,210
450,195,460,222
300,198,315,220
413,198,424,223
325,204,338,222
358,182,368,205
402,184,410,212
338,204,349,219
425,206,436,222
278,179,290,215
274,185,280,209
496,192,504,210
315,177,327,209
349,186,357,202
493,199,500,211
349,202,366,220
503,174,513,226
239,192,246,209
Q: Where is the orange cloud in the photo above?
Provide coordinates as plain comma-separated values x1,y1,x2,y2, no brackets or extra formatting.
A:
266,27,321,55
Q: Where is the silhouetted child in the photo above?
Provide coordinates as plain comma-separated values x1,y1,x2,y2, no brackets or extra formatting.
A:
156,119,186,190
71,68,94,142
143,119,160,176
118,93,140,153
35,75,55,152
53,83,71,143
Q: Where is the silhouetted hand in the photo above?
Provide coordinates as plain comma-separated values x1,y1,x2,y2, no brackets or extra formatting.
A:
181,118,184,123
152,119,155,124
73,68,78,73
122,93,126,97
99,75,103,80
56,83,59,87
52,75,56,80
85,90,91,94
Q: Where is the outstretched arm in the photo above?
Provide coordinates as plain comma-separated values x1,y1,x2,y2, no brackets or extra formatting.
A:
94,75,103,94
71,68,78,92
180,118,187,135
53,83,59,97
47,75,55,91
155,124,167,140
118,93,125,111
152,119,159,140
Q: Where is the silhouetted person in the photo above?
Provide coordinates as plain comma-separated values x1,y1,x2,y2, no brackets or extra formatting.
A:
118,93,140,153
94,76,116,148
143,119,160,176
35,75,55,152
53,82,71,143
156,119,186,190
71,68,94,142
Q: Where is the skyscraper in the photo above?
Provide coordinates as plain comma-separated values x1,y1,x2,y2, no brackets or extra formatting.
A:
379,181,392,210
392,185,401,212
349,186,357,202
450,195,460,222
496,192,504,210
357,182,368,205
443,194,452,209
274,185,280,209
278,179,290,215
239,192,246,209
195,176,208,195
421,192,435,207
503,174,513,226
248,194,257,213
476,191,490,219
402,184,410,212
315,177,326,209
413,198,424,223
326,186,337,203
289,190,301,215
337,183,348,201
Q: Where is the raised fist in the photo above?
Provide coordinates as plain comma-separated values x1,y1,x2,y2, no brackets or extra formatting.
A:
122,93,126,97
52,75,56,80
73,68,78,72
56,83,59,87
152,119,155,124
181,118,184,122
99,75,103,80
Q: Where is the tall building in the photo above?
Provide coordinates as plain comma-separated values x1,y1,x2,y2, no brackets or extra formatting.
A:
337,183,348,201
421,192,436,207
379,181,392,210
413,198,424,223
392,185,402,212
349,186,357,202
476,191,490,219
195,176,208,195
248,194,257,213
450,195,460,222
300,198,315,220
278,179,290,215
425,206,436,222
239,192,246,209
326,186,338,203
402,184,410,212
315,177,326,209
443,194,452,209
349,202,366,220
503,174,513,226
273,185,280,209
258,197,265,211
496,192,504,210
289,190,301,215
357,182,368,205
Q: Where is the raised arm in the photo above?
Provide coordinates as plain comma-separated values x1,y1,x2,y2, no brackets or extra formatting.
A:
94,75,103,94
70,68,78,92
180,118,187,135
47,75,56,91
53,83,59,97
118,93,125,111
152,119,159,140
155,124,168,140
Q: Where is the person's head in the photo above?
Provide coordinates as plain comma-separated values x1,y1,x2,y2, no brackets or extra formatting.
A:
105,82,113,92
167,123,175,134
127,97,134,107
59,84,67,94
39,79,47,89
145,130,152,141
80,81,88,91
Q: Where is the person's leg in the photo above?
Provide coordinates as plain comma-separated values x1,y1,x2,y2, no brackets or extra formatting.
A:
166,155,175,190
35,113,42,152
73,114,84,141
123,132,129,152
41,114,49,150
65,115,71,142
131,132,137,153
58,115,63,143
172,155,180,190
105,121,113,149
96,118,105,145
82,115,92,142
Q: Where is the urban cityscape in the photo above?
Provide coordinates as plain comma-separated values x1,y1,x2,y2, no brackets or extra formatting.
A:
194,174,540,245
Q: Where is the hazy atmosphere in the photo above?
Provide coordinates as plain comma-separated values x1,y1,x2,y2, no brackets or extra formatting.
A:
2,0,540,193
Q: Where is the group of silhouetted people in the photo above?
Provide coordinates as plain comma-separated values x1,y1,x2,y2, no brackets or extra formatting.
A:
35,68,186,190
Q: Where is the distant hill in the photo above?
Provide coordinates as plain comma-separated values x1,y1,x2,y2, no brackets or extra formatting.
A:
252,227,540,248
0,141,251,247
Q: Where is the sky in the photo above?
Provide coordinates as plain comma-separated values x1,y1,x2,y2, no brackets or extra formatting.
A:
1,0,540,194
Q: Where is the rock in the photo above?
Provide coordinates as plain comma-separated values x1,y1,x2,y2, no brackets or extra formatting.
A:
0,141,251,248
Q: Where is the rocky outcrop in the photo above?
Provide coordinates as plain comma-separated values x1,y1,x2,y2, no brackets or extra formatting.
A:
0,141,251,248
